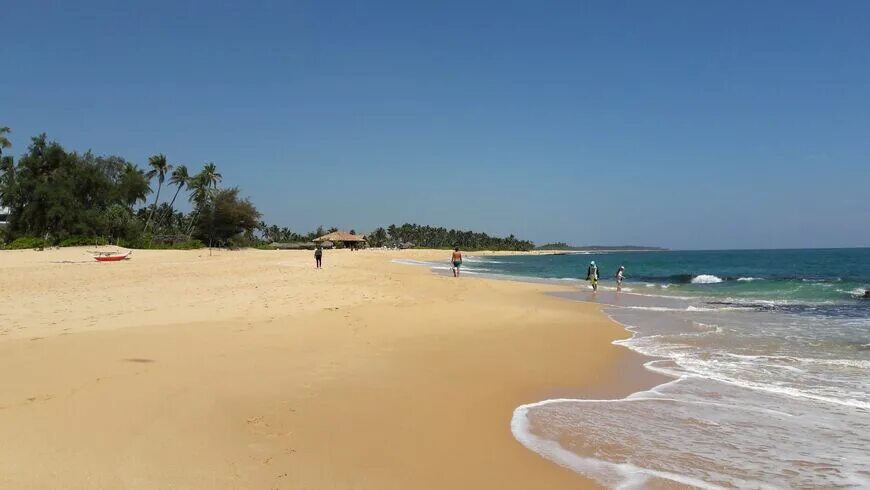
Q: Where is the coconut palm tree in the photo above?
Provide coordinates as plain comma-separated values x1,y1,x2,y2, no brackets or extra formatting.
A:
184,162,222,235
0,127,15,207
0,127,11,159
118,163,151,208
143,154,172,231
200,162,222,190
158,164,189,228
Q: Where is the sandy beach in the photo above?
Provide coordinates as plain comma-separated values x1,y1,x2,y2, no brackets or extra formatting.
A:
0,247,654,489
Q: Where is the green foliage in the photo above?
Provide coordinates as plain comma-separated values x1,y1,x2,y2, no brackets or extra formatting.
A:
0,133,246,250
367,227,389,247
0,134,151,242
122,238,204,250
6,236,45,250
58,236,109,247
257,221,305,243
143,154,172,231
193,187,261,246
377,223,533,251
0,126,11,157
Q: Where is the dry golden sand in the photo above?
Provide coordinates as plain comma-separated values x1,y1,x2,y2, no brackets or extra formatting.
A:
0,247,654,489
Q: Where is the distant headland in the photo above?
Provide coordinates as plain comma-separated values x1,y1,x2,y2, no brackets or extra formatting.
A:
536,242,668,252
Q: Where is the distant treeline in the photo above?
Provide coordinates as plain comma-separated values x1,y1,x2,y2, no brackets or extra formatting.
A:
537,242,667,251
368,224,533,251
258,222,534,251
260,223,535,251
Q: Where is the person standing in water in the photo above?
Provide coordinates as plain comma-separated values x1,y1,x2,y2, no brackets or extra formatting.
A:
314,245,323,269
586,260,599,291
451,247,463,277
615,265,626,291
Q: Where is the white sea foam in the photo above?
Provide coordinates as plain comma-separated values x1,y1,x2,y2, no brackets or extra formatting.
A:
737,277,763,282
511,398,740,490
618,305,743,313
685,305,744,312
515,291,870,488
691,274,724,284
391,258,438,267
463,257,505,264
513,355,870,487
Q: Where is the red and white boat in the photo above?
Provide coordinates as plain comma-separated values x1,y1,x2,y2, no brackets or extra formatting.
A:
92,251,131,262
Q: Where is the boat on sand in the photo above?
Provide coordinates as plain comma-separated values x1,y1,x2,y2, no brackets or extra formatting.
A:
91,251,131,262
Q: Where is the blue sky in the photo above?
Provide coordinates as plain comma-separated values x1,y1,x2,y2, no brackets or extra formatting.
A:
3,1,869,249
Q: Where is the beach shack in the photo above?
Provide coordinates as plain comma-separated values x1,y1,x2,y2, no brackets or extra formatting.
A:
313,231,367,250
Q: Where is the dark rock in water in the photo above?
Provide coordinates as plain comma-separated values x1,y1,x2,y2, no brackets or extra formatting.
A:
864,290,870,299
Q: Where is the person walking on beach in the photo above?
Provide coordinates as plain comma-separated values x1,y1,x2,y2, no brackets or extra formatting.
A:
314,245,323,269
586,261,599,291
616,265,626,291
451,247,463,277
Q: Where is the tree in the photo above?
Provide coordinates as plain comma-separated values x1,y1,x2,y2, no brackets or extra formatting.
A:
0,126,11,159
368,227,388,247
193,187,260,245
158,164,189,228
143,154,172,231
103,203,133,241
367,222,533,251
116,163,151,208
184,162,222,235
200,162,222,189
0,127,13,208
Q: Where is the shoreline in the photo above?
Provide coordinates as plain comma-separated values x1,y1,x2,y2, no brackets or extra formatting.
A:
0,247,663,488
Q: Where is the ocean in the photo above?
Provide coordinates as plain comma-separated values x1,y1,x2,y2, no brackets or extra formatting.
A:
400,249,870,488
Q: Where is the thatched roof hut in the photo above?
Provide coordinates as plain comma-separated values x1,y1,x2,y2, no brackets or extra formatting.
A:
314,231,367,243
269,242,317,250
314,231,367,249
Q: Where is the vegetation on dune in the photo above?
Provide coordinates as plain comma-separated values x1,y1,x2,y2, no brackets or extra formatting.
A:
0,130,259,249
364,223,533,251
1,127,533,252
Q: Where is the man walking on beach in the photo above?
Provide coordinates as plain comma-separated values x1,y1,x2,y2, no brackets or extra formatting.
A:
315,245,323,269
451,247,463,277
586,261,599,291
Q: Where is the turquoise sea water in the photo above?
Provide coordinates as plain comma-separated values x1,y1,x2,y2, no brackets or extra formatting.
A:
400,249,870,488
467,248,870,303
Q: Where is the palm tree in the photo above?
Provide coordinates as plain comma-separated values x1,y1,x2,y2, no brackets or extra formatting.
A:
0,126,11,159
158,164,189,229
143,154,172,231
0,127,15,207
199,162,222,190
184,162,222,235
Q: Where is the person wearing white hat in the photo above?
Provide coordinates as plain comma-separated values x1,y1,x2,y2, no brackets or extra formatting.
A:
586,261,600,291
615,265,626,291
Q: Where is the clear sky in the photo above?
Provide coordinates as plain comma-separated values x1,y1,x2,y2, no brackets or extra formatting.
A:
3,1,869,249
